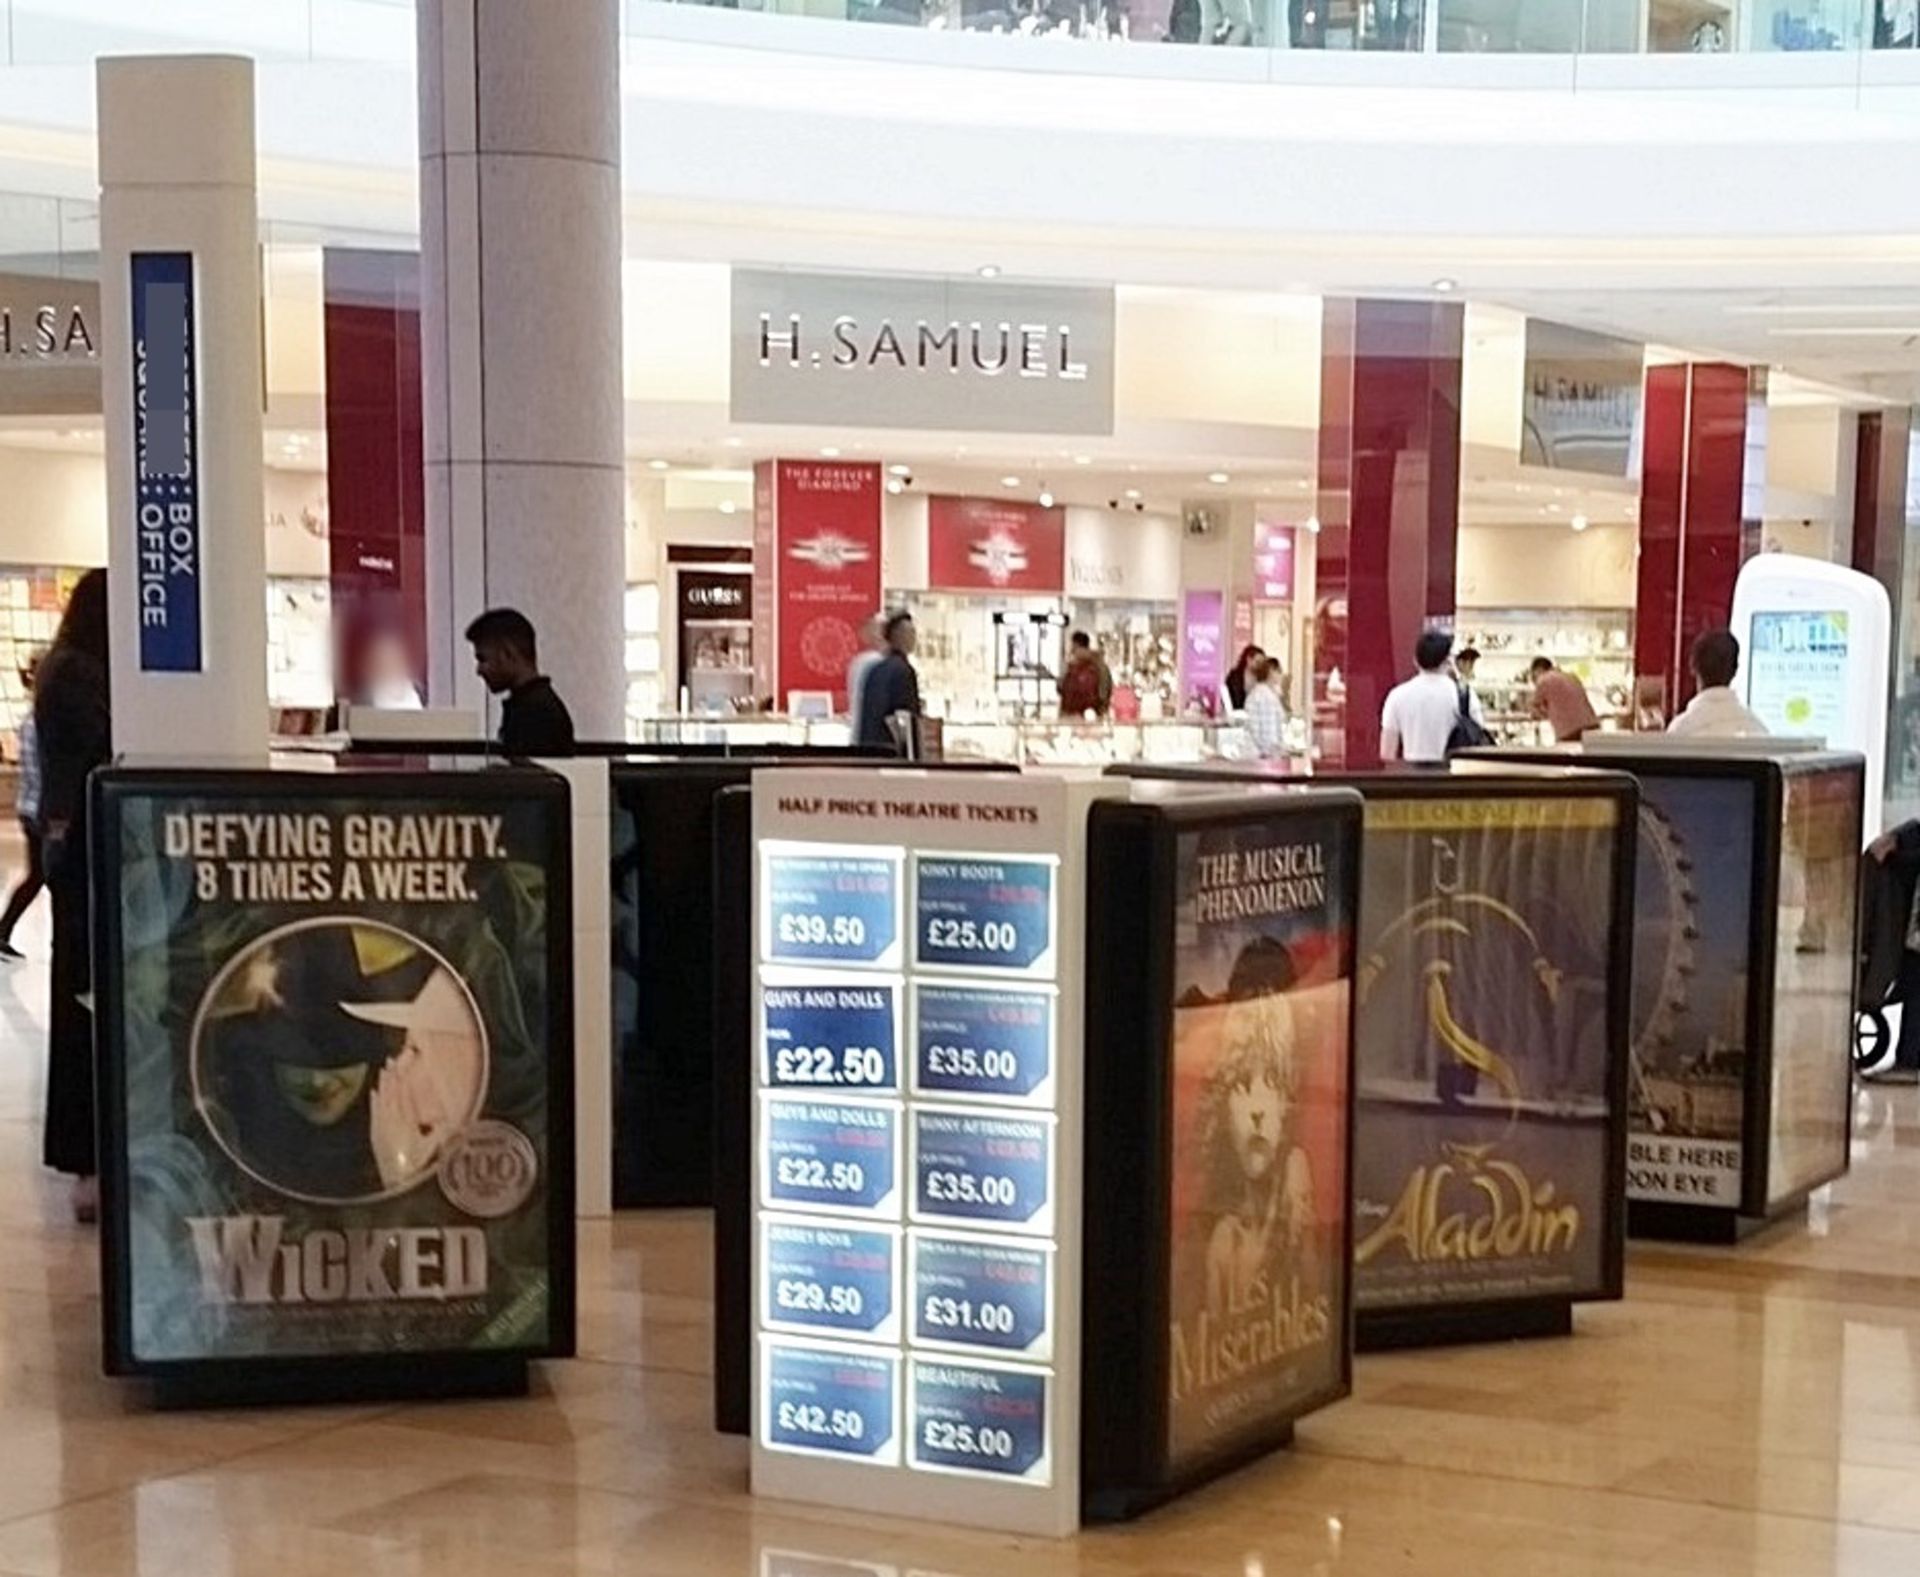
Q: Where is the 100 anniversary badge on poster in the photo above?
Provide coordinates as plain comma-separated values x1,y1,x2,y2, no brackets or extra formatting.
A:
109,790,562,1364
1166,815,1351,1475
1353,797,1616,1311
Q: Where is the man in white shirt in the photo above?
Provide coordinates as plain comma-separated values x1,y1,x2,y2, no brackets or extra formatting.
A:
1381,630,1467,764
1668,629,1769,740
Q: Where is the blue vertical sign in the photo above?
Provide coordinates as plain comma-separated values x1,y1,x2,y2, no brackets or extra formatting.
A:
130,252,202,673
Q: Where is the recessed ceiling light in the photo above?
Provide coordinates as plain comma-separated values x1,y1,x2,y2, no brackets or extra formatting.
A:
1570,513,1589,532
1546,504,1562,514
1038,490,1054,508
1073,454,1092,466
1124,488,1142,501
1208,471,1230,485
886,478,904,495
888,464,911,477
1001,475,1021,488
1432,277,1458,293
1305,516,1322,534
647,459,670,470
977,264,1001,279
719,499,737,515
723,437,743,448
820,446,841,458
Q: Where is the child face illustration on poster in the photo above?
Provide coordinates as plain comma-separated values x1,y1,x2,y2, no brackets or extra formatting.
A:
1165,818,1351,1476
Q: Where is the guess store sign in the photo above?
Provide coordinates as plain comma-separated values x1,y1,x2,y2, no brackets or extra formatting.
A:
927,496,1065,594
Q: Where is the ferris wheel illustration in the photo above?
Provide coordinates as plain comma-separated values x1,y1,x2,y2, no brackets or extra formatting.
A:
1631,801,1704,1133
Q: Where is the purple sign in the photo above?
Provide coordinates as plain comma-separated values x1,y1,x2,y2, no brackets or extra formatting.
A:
1182,589,1226,713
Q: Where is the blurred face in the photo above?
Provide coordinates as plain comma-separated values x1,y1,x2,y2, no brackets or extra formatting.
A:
471,637,522,695
1458,656,1476,680
892,620,917,657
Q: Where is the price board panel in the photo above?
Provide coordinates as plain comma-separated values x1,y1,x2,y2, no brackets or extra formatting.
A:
752,772,1100,1536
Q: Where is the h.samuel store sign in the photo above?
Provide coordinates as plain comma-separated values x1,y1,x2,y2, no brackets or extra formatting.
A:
730,267,1115,436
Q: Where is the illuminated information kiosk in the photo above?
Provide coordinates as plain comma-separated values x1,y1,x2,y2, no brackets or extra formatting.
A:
751,768,1113,1536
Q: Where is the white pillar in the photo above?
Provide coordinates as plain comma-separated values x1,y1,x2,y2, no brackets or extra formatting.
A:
417,0,627,739
97,55,268,761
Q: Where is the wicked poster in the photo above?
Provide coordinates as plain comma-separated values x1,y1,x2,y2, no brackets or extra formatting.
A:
99,779,570,1368
1165,813,1352,1476
1353,797,1618,1312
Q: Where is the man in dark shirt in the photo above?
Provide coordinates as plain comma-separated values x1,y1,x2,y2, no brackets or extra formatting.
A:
856,609,921,752
465,607,576,756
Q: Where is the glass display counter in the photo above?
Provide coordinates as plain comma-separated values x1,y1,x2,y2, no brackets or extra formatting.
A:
942,717,1258,767
635,715,855,750
91,760,575,1404
1470,743,1865,1242
1114,759,1634,1351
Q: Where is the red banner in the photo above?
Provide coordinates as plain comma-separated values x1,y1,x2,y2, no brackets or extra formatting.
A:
754,460,882,710
927,495,1065,593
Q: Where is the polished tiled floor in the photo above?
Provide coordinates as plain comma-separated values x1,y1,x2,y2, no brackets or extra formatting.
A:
1,860,1918,1574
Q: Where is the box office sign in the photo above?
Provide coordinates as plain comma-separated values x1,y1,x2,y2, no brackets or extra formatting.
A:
731,268,1116,436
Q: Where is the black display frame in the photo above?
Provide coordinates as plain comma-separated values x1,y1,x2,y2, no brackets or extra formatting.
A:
1080,786,1365,1523
91,764,577,1402
1111,761,1637,1352
1471,747,1864,1242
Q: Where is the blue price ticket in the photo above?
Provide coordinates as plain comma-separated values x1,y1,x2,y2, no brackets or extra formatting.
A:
911,1233,1051,1360
764,1220,898,1341
913,984,1053,1103
764,1097,900,1216
765,849,901,968
912,1108,1052,1233
762,977,900,1092
910,1359,1048,1483
913,856,1054,975
764,1341,898,1464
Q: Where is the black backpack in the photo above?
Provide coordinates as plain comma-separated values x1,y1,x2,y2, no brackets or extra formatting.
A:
1445,681,1494,755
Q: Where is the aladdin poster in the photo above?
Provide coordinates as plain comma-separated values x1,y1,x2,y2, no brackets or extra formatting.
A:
1166,813,1351,1475
1353,797,1617,1311
108,790,564,1364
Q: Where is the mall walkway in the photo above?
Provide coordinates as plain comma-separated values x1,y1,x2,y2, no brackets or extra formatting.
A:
0,896,1915,1574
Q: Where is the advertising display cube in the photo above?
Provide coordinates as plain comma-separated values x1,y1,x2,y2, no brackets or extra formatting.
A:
1080,785,1363,1521
92,764,575,1402
745,769,1364,1533
1114,763,1635,1352
1475,746,1864,1241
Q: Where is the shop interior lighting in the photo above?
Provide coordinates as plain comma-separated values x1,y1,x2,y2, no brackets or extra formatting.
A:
1002,475,1021,488
1123,488,1141,501
1207,471,1230,484
886,478,905,495
1432,277,1459,293
1305,516,1322,533
647,459,670,470
888,464,912,477
1038,489,1054,508
1570,513,1589,532
977,264,1001,279
819,446,841,457
1072,454,1092,465
719,500,738,514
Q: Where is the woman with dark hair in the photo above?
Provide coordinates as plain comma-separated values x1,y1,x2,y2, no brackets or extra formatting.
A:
1223,644,1264,713
36,568,109,1222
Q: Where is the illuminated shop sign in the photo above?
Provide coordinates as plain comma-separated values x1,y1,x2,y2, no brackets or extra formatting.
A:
0,270,102,415
731,268,1115,436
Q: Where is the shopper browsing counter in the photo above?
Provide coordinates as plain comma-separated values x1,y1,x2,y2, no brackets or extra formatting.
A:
1667,630,1769,740
467,607,576,757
